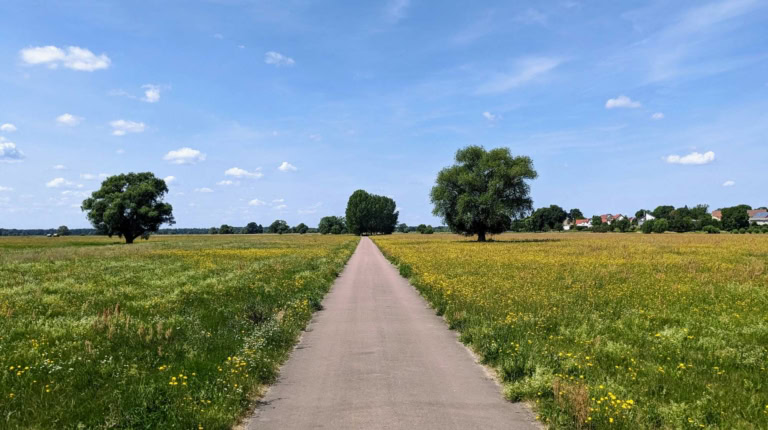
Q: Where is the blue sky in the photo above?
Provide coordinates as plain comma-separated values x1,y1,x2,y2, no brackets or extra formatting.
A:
1,0,767,229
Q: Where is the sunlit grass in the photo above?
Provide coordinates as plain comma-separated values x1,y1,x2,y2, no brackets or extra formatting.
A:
373,233,768,429
0,234,358,429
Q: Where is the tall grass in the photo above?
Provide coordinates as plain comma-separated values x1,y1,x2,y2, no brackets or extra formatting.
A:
0,234,358,429
373,233,768,429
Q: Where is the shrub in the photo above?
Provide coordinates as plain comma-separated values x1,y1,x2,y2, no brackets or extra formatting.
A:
703,225,720,234
653,219,669,234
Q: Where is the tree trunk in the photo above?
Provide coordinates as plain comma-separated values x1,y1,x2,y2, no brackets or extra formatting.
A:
477,231,487,242
125,235,135,244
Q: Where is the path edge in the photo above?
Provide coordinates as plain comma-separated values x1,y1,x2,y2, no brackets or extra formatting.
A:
369,237,545,430
233,236,363,430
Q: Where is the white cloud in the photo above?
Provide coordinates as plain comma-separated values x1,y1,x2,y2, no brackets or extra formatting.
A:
272,198,285,203
61,190,89,198
224,167,263,178
20,45,110,71
248,198,266,206
164,147,206,165
264,51,295,67
142,85,161,103
605,95,642,109
217,180,237,186
213,33,224,40
0,140,24,162
53,164,66,170
56,113,83,126
46,177,75,188
0,123,17,132
278,161,297,172
385,0,410,22
80,173,96,180
163,176,176,184
0,186,13,192
665,151,715,165
110,120,146,136
722,180,735,187
651,112,665,120
477,57,562,94
194,187,213,193
273,204,288,210
482,111,499,121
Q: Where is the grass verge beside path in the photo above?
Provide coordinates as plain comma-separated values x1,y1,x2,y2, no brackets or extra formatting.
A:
373,233,768,429
0,234,359,429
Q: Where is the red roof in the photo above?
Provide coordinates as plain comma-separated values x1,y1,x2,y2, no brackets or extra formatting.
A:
575,219,589,224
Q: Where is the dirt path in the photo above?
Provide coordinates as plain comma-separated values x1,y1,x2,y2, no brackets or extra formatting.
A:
247,237,539,429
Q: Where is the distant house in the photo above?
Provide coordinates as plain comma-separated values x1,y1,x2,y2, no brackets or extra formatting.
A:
637,213,655,226
750,211,768,226
712,208,766,221
575,218,592,228
599,214,624,224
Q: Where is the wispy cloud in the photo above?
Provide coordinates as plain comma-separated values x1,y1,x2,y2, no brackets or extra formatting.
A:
605,95,642,109
164,147,206,165
278,161,297,172
722,180,735,187
110,120,145,136
476,57,563,94
248,198,266,206
0,123,17,132
482,111,499,121
0,139,24,162
194,187,213,193
19,45,110,71
298,202,322,214
225,167,263,179
651,112,665,120
142,85,161,103
56,113,83,126
46,178,78,188
264,51,295,67
622,0,764,82
665,150,715,165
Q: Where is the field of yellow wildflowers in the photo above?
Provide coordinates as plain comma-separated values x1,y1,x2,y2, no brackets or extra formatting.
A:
374,233,768,429
0,234,358,429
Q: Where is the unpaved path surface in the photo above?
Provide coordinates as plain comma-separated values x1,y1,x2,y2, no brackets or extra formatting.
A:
247,237,538,429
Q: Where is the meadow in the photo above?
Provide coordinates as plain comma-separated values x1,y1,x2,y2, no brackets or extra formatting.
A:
0,234,358,429
373,233,768,429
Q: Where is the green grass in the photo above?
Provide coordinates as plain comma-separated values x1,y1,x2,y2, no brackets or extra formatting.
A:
0,234,358,429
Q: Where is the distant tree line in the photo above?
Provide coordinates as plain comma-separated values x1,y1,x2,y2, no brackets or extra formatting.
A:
506,203,768,234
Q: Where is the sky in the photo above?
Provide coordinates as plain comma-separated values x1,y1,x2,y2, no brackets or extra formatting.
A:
1,0,767,229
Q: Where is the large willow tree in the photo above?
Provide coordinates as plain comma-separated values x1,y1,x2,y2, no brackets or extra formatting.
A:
430,146,537,242
81,172,175,243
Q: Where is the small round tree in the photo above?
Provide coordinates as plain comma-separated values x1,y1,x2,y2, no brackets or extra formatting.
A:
81,172,174,244
430,146,537,241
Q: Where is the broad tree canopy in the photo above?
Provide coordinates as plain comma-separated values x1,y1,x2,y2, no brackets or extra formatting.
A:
318,216,347,234
430,146,537,241
81,172,174,243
